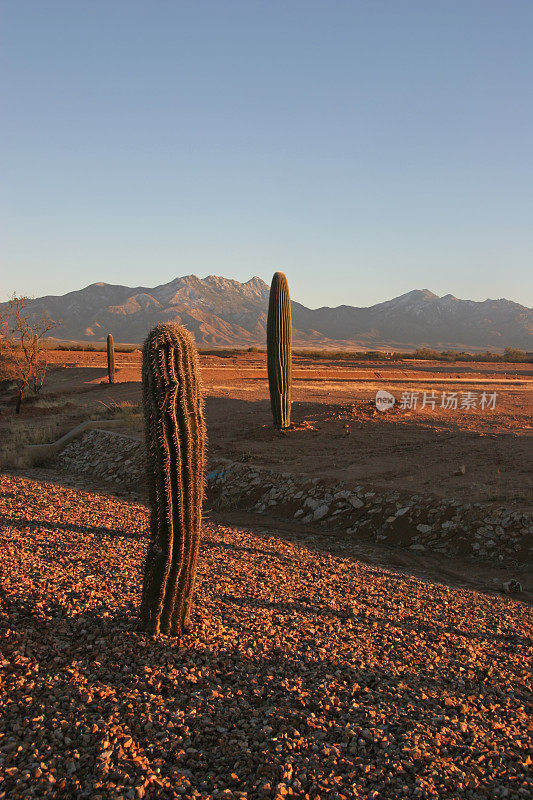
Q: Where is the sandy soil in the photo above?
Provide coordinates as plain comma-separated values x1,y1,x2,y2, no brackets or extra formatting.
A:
2,351,531,509
0,474,531,800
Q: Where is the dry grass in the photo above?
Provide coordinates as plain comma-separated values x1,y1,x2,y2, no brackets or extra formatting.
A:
29,396,70,411
0,417,63,468
0,398,142,470
90,399,143,432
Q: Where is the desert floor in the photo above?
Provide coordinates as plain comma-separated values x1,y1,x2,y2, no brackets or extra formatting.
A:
3,350,532,506
0,351,531,799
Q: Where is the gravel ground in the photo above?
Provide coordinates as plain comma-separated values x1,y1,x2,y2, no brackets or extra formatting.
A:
0,474,531,800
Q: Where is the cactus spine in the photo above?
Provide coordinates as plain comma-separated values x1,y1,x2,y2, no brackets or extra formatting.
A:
140,323,206,636
107,334,115,384
267,271,292,429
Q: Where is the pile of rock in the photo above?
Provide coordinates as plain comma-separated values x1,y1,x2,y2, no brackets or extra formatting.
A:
208,461,532,566
52,429,532,567
54,429,145,494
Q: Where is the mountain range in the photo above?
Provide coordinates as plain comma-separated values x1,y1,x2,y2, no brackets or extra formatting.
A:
7,275,533,351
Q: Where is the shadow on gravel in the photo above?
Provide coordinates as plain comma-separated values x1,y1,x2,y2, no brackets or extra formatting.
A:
0,515,143,540
1,590,529,799
201,537,297,564
218,593,532,650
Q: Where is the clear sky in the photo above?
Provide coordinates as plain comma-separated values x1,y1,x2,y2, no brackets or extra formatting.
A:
1,0,532,308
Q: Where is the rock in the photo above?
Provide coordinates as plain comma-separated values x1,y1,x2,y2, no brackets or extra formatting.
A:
502,580,522,594
334,490,351,500
313,504,330,521
349,496,364,509
395,507,411,516
416,524,432,534
304,498,320,511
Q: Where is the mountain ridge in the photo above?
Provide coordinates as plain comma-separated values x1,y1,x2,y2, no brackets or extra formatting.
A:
3,275,532,351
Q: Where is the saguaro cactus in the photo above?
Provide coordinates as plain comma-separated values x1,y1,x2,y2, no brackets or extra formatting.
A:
267,271,292,428
140,323,206,636
107,334,115,384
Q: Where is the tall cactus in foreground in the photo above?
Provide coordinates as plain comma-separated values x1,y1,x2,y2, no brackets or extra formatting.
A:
267,271,292,428
140,323,206,636
107,334,115,384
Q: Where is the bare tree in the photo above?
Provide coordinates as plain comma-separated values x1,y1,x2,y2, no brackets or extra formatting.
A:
0,296,56,413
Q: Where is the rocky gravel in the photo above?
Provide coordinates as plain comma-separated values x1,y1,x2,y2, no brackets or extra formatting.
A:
1,473,531,799
52,430,533,566
53,430,145,493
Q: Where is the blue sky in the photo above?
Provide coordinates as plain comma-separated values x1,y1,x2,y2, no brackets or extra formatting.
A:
2,0,532,308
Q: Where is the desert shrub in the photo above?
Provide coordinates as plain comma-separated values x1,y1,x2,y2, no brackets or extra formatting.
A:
0,353,18,385
402,348,529,363
51,341,139,352
503,347,527,362
0,296,56,412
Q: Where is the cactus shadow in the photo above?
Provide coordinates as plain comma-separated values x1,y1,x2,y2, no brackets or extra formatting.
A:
201,536,296,564
216,592,530,650
0,515,145,542
0,588,527,799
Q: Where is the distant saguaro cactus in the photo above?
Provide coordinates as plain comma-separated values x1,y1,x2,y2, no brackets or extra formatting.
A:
140,323,206,636
267,271,292,428
107,334,115,384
